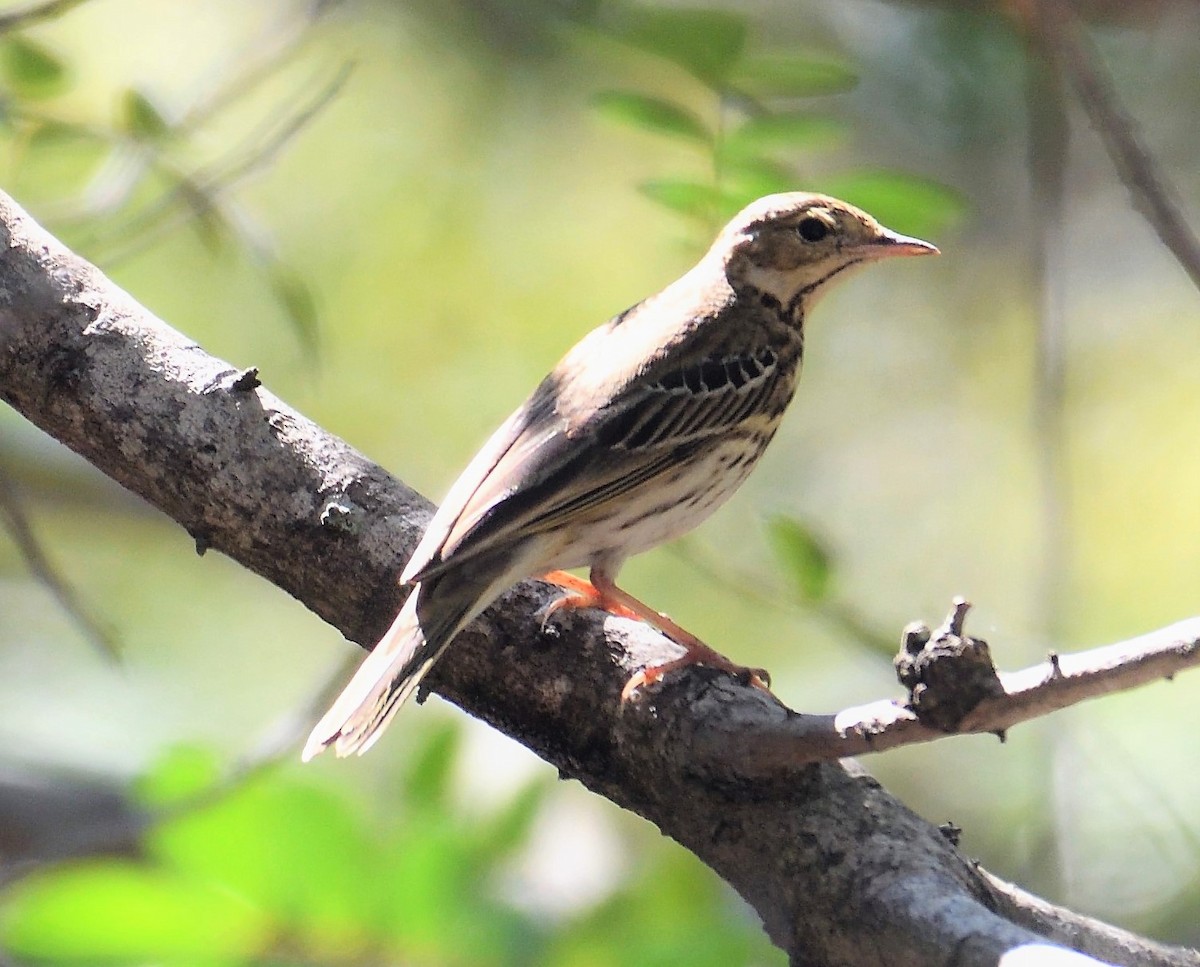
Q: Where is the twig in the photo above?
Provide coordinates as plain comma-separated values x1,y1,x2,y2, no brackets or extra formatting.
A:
0,466,120,661
174,5,323,136
1031,0,1200,294
92,63,352,267
0,0,90,33
981,868,1200,967
701,614,1200,778
153,650,363,823
1025,16,1073,897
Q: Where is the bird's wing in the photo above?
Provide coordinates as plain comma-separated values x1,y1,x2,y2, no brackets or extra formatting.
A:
404,344,790,585
400,373,565,584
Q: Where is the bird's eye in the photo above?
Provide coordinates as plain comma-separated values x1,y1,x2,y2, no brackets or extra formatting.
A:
797,217,830,243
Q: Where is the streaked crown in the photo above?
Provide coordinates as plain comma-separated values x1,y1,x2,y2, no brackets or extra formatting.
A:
714,192,937,306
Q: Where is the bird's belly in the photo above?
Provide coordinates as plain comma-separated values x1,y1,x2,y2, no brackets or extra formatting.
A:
570,434,768,564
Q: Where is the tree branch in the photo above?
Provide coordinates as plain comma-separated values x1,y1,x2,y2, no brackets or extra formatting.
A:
0,189,1194,966
0,0,90,33
710,604,1200,779
0,465,120,660
1029,0,1200,294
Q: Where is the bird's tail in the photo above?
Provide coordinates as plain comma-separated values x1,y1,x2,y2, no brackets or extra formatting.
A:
302,581,466,761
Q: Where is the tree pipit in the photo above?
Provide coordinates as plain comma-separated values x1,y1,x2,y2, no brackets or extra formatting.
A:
305,192,937,760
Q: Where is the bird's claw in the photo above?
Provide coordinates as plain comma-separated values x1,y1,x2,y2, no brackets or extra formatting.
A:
620,659,773,703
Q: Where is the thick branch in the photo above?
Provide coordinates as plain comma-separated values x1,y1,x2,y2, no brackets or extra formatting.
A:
0,189,1192,966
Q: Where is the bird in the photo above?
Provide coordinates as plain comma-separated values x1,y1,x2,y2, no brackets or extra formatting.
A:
303,192,937,761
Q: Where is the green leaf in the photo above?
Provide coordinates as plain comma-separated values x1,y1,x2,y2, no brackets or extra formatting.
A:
732,52,858,98
721,113,844,160
133,743,222,808
717,158,796,206
0,861,266,961
607,6,747,86
24,117,94,146
0,37,68,99
592,91,710,143
121,88,171,141
820,169,966,239
189,198,232,255
474,780,548,862
267,262,320,357
766,515,833,603
150,776,376,933
637,179,730,222
404,721,461,810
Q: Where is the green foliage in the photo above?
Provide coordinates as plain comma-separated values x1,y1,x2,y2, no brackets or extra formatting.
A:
0,863,267,962
547,848,775,967
820,169,967,240
120,88,171,142
719,113,844,161
0,735,548,965
766,515,833,604
0,733,779,966
636,179,734,222
605,6,748,86
265,261,321,359
0,37,68,100
132,742,224,807
0,29,331,354
591,91,710,144
590,9,961,238
730,52,859,98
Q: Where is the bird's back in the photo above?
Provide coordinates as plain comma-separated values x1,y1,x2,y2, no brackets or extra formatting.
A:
403,275,805,585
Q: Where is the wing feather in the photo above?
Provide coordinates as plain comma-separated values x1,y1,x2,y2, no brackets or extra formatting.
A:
405,346,795,584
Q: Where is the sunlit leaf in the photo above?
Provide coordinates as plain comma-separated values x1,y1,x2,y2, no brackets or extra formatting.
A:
551,847,775,966
592,91,710,143
715,157,796,209
133,743,222,808
150,777,376,932
379,818,534,965
0,861,266,961
0,37,68,99
637,179,726,221
732,52,858,98
820,169,966,239
121,88,171,141
607,6,747,86
379,810,477,948
721,113,844,160
766,515,833,604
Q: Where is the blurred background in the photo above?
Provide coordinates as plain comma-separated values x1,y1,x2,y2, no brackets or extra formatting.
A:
0,0,1198,962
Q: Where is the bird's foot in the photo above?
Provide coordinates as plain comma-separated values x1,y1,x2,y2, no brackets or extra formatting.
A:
621,648,772,702
538,570,641,626
539,570,773,701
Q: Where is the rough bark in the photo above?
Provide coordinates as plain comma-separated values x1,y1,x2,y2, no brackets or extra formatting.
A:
0,189,1194,967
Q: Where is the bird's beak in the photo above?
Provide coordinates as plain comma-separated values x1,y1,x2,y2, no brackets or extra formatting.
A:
870,228,939,258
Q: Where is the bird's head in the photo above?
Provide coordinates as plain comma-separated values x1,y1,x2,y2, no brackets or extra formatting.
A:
716,192,938,308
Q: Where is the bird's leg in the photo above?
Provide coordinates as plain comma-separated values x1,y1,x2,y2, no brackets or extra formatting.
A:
579,569,772,701
541,570,772,698
539,570,641,622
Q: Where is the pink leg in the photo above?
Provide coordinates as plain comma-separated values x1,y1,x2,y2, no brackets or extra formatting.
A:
545,568,772,701
540,569,641,622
